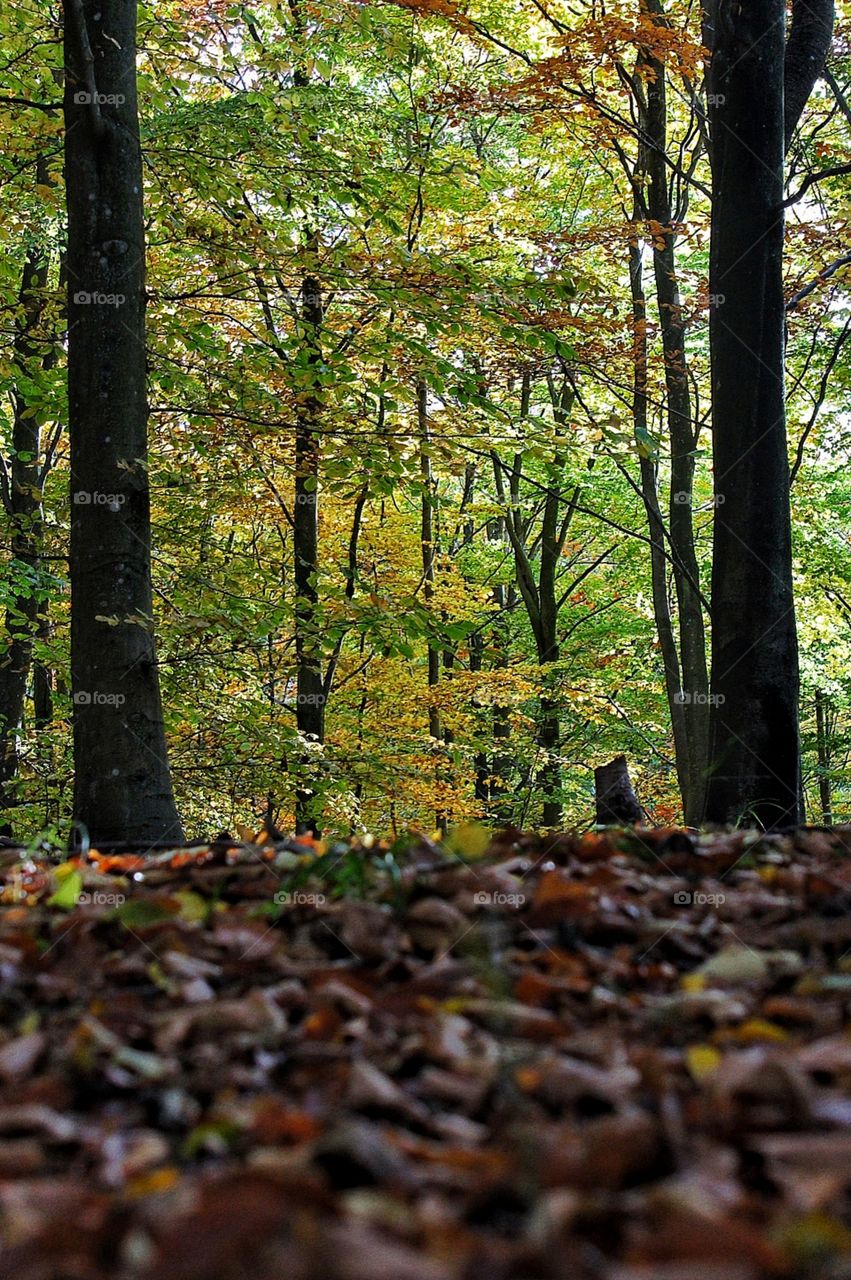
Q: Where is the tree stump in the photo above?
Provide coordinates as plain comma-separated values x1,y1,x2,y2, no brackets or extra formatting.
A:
594,755,642,826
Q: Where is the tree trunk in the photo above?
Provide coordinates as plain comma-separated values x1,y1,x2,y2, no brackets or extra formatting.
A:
293,265,325,834
641,0,710,822
537,460,562,830
628,209,691,819
490,578,515,826
418,380,442,744
595,755,642,826
814,689,833,825
65,0,182,844
784,0,835,150
0,231,51,827
418,380,445,831
704,0,801,828
461,465,489,807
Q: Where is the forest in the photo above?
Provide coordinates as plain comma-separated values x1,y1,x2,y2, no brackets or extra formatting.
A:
0,0,848,844
3,2,851,1279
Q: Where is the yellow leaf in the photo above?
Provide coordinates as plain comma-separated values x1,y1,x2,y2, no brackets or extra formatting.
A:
685,1043,721,1082
174,890,208,923
48,866,83,911
733,1018,788,1043
445,822,491,860
126,1166,180,1198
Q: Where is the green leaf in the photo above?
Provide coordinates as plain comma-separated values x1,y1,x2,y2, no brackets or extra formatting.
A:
113,898,177,928
48,868,83,911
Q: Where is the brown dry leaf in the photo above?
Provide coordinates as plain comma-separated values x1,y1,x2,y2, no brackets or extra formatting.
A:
0,1031,46,1081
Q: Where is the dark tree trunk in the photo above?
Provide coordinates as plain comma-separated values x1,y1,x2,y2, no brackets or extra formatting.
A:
460,465,489,807
628,213,690,815
65,0,182,843
470,627,490,807
641,1,710,822
492,372,579,832
704,0,802,828
537,455,562,831
784,0,835,150
293,266,325,834
0,235,51,825
595,755,642,826
418,380,445,831
814,689,833,825
418,380,442,745
289,0,325,836
490,580,515,826
489,511,515,825
32,617,54,731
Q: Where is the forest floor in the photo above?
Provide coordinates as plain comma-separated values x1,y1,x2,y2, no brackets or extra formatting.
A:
2,825,851,1280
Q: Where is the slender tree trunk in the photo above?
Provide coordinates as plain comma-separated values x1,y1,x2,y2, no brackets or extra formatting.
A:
0,231,51,826
418,380,442,743
704,0,801,827
537,452,562,830
460,465,489,807
490,577,515,825
33,614,54,732
491,373,570,831
288,0,326,834
65,0,182,843
628,215,690,812
469,625,489,806
293,264,325,834
814,689,833,825
641,1,709,822
418,380,444,830
351,631,368,831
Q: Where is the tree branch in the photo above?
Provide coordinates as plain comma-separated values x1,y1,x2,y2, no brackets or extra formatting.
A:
782,161,851,207
0,95,62,113
784,0,835,151
785,249,851,311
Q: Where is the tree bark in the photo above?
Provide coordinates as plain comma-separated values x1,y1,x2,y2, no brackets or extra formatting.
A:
0,227,52,826
628,212,690,816
595,755,642,826
293,264,325,834
814,688,833,825
704,0,801,827
65,0,182,843
784,0,835,150
492,372,572,831
641,1,710,822
418,380,442,745
537,381,568,830
418,380,446,831
489,514,515,825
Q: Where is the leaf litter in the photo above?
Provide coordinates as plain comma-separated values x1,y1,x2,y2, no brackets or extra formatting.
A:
1,825,851,1278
